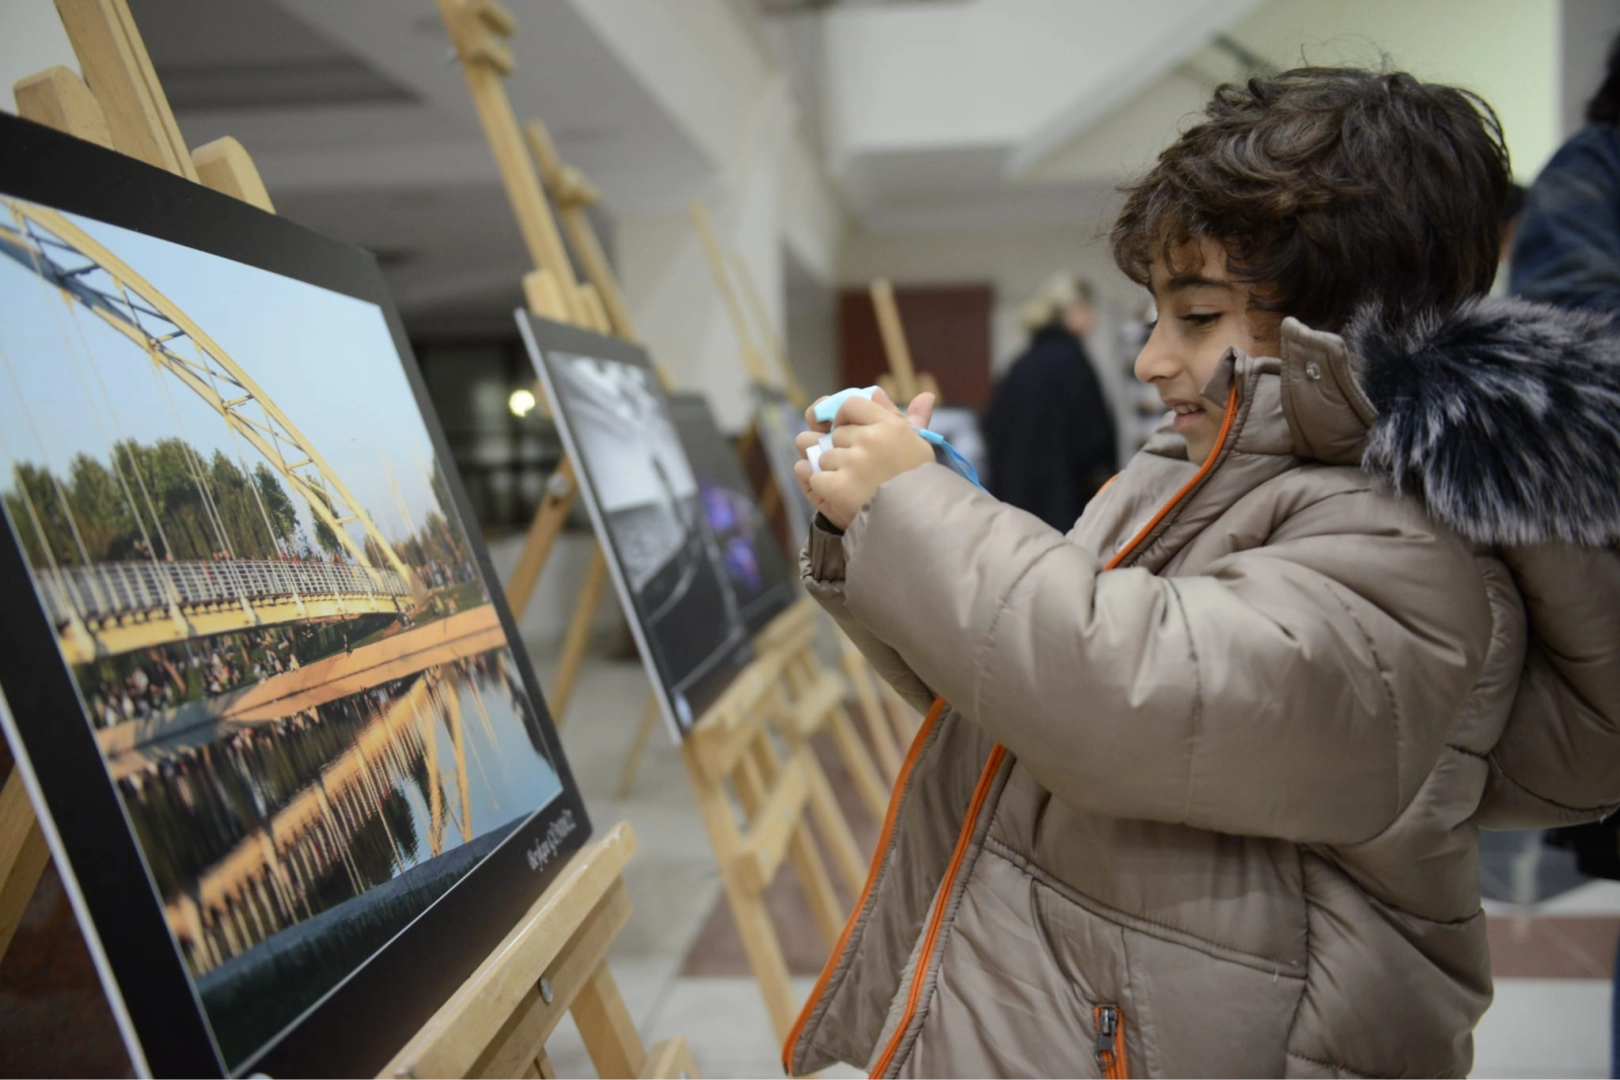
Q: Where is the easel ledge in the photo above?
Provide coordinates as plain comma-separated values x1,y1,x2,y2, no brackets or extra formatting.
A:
382,823,694,1080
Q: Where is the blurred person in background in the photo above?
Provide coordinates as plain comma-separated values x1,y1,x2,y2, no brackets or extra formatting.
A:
1512,27,1620,1079
981,273,1117,530
1511,31,1620,316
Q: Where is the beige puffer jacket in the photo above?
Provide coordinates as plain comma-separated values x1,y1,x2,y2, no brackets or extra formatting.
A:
784,300,1620,1079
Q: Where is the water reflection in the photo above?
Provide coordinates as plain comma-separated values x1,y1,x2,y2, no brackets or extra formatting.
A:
115,648,562,978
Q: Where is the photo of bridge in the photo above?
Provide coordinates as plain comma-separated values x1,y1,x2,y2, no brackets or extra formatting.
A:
0,194,565,1067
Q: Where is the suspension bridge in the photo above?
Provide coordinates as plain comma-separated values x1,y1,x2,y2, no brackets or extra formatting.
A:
0,197,425,664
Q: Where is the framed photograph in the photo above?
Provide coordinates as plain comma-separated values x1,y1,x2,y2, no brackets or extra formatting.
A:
0,113,590,1078
665,393,798,635
518,316,754,740
749,385,812,551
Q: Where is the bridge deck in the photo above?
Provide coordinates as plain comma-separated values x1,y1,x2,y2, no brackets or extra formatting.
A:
32,558,413,664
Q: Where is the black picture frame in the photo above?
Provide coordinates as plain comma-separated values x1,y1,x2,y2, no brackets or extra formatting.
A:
749,384,813,553
517,314,755,741
0,112,591,1078
665,392,798,635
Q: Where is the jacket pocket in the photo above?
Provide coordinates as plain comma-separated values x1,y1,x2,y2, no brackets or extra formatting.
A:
1094,1004,1128,1079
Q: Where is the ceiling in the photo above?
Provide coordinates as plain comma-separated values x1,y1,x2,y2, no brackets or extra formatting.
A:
131,0,718,336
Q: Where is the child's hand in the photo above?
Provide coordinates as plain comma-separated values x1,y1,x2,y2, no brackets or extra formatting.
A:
793,388,935,529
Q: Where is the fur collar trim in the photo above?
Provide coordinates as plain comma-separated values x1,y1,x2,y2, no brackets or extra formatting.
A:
1347,298,1620,548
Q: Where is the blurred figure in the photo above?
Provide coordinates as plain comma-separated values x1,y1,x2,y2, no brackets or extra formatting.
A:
1512,28,1620,1079
1511,32,1620,316
982,273,1117,530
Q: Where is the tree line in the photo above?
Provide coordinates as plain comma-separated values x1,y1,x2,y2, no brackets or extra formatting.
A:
4,436,471,573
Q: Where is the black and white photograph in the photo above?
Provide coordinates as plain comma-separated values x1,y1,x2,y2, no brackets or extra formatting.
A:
666,393,798,635
0,114,587,1079
520,317,754,739
750,385,813,552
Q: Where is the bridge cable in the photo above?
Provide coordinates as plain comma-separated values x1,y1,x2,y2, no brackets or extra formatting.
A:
0,339,80,620
115,279,265,625
57,270,175,589
196,337,312,613
8,216,110,606
113,275,236,561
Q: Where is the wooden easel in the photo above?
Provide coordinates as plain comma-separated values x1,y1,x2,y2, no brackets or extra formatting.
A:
434,0,886,801
1,4,687,1077
689,201,920,770
869,278,942,405
439,0,881,1044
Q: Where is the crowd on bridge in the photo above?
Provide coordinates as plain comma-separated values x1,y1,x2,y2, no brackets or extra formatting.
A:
77,619,411,730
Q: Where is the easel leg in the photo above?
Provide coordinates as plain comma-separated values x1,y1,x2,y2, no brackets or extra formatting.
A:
614,693,661,800
641,1037,699,1079
796,742,868,899
824,706,889,821
550,545,609,729
0,770,51,964
837,639,901,779
571,962,645,1079
505,459,579,618
742,742,842,952
681,744,799,1042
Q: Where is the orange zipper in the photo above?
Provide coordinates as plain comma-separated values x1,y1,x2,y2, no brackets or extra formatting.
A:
1094,1005,1128,1079
1103,383,1238,571
867,744,1007,1078
808,383,1241,1078
782,697,948,1073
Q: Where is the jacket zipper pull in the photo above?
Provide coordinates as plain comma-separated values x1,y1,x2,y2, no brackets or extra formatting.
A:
1095,1005,1118,1071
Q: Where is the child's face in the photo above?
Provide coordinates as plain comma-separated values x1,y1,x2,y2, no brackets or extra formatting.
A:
1135,239,1280,465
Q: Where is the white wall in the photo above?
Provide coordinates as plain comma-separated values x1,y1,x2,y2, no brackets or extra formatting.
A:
1228,0,1563,182
0,0,78,114
784,244,838,399
616,61,846,435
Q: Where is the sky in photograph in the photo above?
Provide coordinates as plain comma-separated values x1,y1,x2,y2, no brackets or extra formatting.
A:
0,194,448,555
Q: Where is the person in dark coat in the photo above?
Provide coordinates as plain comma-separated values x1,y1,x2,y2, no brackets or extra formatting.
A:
982,274,1117,531
1511,33,1620,317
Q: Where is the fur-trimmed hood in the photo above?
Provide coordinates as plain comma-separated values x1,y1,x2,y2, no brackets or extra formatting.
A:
1345,298,1620,548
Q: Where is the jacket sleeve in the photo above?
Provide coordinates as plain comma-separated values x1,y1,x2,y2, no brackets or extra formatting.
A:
1478,543,1620,828
836,465,1491,844
1511,134,1620,317
801,514,940,716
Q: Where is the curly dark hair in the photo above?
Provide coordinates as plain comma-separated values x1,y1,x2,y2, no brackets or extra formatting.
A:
1111,67,1512,332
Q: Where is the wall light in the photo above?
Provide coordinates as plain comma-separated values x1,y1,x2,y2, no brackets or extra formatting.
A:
509,387,537,418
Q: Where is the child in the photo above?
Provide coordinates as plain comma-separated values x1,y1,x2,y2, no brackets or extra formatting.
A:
784,67,1620,1078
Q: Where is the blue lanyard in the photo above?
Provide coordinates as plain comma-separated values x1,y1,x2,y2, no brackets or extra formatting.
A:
915,427,984,490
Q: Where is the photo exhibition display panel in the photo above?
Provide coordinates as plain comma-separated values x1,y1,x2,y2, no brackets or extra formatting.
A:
665,393,798,636
750,384,813,549
0,113,590,1079
518,315,756,741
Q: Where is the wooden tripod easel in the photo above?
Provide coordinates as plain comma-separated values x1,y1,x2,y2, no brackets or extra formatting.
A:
439,0,886,1044
688,201,921,766
1,4,689,1077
